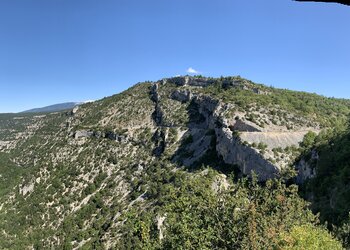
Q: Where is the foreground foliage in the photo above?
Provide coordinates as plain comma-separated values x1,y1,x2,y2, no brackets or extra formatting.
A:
120,169,342,249
300,122,350,247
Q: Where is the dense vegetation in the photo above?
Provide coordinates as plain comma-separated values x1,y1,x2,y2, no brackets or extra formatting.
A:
120,168,342,249
300,121,350,246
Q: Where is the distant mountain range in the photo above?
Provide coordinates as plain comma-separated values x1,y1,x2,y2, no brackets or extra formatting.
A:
21,102,80,113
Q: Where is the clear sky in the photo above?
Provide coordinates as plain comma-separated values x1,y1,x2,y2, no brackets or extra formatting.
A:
0,0,349,113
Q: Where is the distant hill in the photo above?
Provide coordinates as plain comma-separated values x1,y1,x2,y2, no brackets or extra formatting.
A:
21,102,80,113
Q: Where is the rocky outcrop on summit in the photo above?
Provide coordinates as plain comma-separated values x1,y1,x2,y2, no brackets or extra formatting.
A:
165,76,270,96
163,76,215,87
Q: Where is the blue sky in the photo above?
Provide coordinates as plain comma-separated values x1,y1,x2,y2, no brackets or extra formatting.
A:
0,0,349,113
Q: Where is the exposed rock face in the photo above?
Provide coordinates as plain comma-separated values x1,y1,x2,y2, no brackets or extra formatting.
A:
215,127,280,181
73,130,128,142
170,90,193,103
296,150,318,184
190,95,280,181
252,88,268,95
150,83,160,103
157,215,167,241
150,83,164,126
20,182,35,196
72,106,79,114
152,106,164,127
0,141,9,149
74,130,94,139
71,82,314,181
105,132,128,143
163,76,215,87
193,95,220,127
152,129,166,156
211,174,230,193
168,88,297,181
231,119,262,132
222,79,241,89
150,83,167,156
181,129,213,166
65,84,322,182
240,131,312,149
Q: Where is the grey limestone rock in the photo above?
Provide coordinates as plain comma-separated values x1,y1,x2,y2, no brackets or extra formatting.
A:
170,90,193,103
192,95,280,181
231,119,262,132
295,150,318,184
215,127,280,181
163,76,215,87
74,130,94,139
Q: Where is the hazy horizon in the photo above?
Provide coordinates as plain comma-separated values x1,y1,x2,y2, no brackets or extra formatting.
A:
4,74,350,114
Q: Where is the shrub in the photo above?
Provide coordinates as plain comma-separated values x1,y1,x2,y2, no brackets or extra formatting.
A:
278,224,343,250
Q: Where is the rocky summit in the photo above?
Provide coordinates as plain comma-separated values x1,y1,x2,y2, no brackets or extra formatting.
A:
0,76,349,249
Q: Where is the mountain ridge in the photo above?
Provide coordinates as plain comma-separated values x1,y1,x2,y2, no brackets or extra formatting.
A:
21,102,81,114
0,75,348,249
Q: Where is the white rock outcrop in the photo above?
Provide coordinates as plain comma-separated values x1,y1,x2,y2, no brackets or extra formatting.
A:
20,182,35,196
215,127,280,181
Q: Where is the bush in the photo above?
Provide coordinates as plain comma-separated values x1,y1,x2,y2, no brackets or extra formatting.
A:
119,171,343,249
279,224,343,250
300,131,317,149
257,142,268,150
